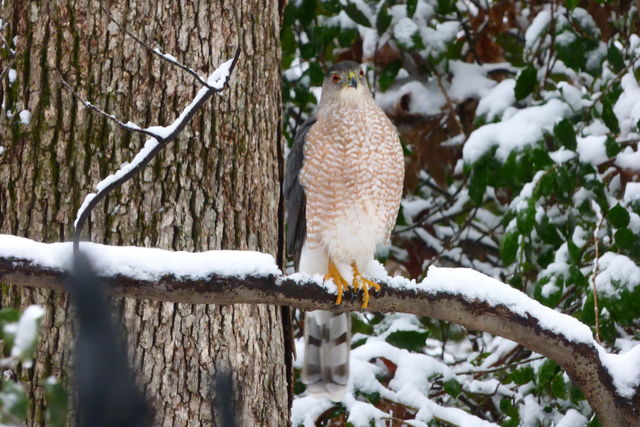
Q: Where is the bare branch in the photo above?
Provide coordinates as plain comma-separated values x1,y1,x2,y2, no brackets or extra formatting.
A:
68,48,241,253
0,242,638,426
58,75,165,141
100,4,212,88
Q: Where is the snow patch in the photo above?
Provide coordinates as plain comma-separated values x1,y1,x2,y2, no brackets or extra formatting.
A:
0,234,280,280
18,109,31,125
463,99,570,163
576,135,607,165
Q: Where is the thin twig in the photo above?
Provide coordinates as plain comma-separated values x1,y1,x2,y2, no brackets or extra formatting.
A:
590,202,604,343
455,355,545,376
59,75,166,141
0,57,16,82
71,48,241,253
100,4,213,89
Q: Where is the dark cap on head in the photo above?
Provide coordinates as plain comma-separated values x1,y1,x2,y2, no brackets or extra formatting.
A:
325,61,361,76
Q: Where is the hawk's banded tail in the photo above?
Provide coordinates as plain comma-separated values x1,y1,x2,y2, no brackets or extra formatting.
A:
302,310,350,400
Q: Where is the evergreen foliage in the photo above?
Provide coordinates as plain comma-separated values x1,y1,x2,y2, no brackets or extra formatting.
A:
283,1,640,424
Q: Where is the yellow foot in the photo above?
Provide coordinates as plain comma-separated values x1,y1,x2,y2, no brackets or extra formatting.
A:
324,260,350,305
352,263,381,309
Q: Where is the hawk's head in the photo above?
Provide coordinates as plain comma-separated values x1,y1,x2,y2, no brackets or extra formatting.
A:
321,61,370,104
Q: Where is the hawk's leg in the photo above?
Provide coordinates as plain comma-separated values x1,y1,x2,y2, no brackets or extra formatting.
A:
324,259,350,305
351,263,381,309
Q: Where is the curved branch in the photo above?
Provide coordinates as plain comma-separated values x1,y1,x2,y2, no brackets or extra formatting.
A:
67,49,241,254
0,236,638,425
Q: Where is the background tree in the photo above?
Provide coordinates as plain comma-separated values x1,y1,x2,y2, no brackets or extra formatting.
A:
0,1,287,425
283,0,640,425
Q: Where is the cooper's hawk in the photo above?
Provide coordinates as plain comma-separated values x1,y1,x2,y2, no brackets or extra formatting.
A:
284,61,404,400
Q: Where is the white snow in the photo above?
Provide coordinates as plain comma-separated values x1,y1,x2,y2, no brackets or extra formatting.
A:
475,79,516,121
11,305,45,365
613,72,640,136
597,344,640,399
7,68,16,84
615,146,640,170
624,182,640,202
394,17,418,46
595,252,640,295
377,80,446,116
576,135,607,165
463,99,570,163
448,61,495,102
18,109,30,125
549,149,576,164
555,409,588,427
525,10,551,49
293,337,496,426
152,48,178,63
0,234,280,280
392,266,596,344
95,138,159,191
419,21,459,57
0,146,4,156
74,193,96,227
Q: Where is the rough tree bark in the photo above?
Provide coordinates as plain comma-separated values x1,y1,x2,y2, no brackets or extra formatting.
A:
0,1,287,425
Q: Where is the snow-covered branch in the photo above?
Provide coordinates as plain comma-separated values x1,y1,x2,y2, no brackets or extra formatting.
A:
0,234,638,426
63,43,240,253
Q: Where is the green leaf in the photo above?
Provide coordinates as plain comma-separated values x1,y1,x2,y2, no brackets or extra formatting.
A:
516,206,535,235
500,232,519,265
385,330,429,352
615,228,634,249
553,119,577,150
343,2,371,27
406,0,418,17
356,390,381,404
298,0,317,26
567,240,581,265
605,136,621,157
537,359,558,386
307,62,325,86
376,5,392,34
551,375,567,399
0,381,27,422
556,35,598,71
0,308,20,326
378,61,401,92
511,366,534,385
351,315,374,335
607,44,625,73
436,0,456,14
468,165,488,205
443,378,462,398
537,217,562,246
45,378,68,427
514,65,537,100
602,96,620,133
608,204,630,228
565,0,579,10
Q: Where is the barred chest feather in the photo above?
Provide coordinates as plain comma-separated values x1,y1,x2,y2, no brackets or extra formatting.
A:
300,99,404,265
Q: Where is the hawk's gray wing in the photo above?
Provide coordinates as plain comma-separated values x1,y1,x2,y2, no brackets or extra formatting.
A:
283,118,316,270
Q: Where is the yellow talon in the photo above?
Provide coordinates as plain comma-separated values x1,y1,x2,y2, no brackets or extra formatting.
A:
352,262,381,309
323,260,382,308
324,260,350,305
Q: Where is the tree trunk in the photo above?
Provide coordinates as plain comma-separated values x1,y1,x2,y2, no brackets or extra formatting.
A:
0,1,287,425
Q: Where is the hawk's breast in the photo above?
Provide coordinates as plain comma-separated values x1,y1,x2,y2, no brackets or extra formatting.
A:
300,100,404,264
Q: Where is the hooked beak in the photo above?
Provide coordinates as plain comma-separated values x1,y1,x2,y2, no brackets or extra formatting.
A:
348,71,358,88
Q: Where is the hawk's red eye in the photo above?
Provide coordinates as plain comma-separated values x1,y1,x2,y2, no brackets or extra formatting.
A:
332,74,340,83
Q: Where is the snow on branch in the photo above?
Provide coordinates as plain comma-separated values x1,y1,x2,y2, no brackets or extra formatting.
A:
0,234,638,425
61,29,241,253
